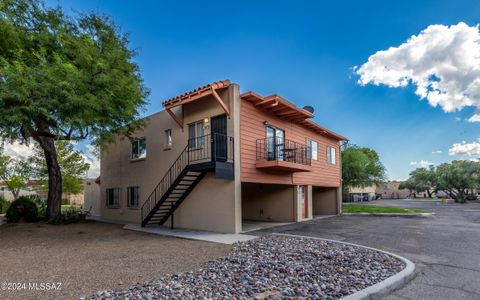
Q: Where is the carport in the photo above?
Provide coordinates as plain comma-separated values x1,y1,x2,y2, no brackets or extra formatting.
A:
312,186,341,216
241,183,296,229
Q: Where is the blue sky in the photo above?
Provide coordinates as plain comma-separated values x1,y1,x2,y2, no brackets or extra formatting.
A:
44,0,480,179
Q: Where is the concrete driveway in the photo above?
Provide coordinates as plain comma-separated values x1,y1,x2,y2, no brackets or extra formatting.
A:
252,199,480,300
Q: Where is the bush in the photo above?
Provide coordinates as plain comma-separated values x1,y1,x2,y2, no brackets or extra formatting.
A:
61,198,69,205
6,196,39,223
0,196,11,214
59,205,82,223
31,196,47,219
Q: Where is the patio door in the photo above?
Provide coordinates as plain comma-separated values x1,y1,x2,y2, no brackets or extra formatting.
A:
298,185,308,219
266,126,284,160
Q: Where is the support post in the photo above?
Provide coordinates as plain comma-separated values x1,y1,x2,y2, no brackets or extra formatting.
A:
171,202,174,229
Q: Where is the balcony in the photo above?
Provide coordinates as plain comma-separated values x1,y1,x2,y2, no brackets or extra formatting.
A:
255,138,312,172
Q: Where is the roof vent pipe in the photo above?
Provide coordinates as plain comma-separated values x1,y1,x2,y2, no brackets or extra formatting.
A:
303,105,314,114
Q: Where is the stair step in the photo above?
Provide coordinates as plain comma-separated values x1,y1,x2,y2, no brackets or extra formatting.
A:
186,171,202,175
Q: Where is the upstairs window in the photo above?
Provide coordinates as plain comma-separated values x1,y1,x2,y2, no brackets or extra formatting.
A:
188,120,205,148
106,188,120,208
327,146,336,164
127,186,139,208
131,138,146,160
165,129,172,149
306,139,318,160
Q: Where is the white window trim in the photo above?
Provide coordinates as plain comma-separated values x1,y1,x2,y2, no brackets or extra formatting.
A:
131,138,147,160
306,139,318,161
165,129,172,149
188,120,205,149
327,146,336,164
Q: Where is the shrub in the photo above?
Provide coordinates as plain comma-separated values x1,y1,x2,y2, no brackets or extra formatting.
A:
31,196,47,219
6,196,39,222
59,205,82,223
61,198,69,205
0,196,11,214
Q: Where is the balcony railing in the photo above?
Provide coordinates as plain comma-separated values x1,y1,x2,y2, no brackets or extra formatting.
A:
256,137,311,166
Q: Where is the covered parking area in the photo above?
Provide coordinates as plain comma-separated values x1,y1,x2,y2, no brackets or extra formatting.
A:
241,182,297,232
312,186,341,216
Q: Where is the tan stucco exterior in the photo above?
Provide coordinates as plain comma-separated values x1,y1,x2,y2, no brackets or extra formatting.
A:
100,85,241,232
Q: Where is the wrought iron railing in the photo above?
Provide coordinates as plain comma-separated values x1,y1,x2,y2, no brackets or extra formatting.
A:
256,137,311,166
141,134,234,224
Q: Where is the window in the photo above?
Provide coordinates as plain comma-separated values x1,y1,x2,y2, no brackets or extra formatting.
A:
165,129,172,149
306,139,318,160
327,146,336,164
106,188,120,208
127,186,139,208
188,120,205,148
131,138,146,160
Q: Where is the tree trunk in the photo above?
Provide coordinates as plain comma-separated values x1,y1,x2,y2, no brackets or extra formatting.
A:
12,188,19,200
35,136,62,222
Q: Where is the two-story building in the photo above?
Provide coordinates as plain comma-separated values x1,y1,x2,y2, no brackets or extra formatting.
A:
99,80,347,233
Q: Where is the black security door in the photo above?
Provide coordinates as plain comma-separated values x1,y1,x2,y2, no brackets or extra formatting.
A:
211,114,227,162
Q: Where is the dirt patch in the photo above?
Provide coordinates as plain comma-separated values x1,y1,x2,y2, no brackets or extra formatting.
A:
0,221,231,300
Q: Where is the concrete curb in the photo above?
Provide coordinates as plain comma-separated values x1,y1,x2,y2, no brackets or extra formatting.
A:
271,233,415,300
343,212,433,218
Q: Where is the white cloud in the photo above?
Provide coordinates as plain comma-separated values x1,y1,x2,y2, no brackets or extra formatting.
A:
448,139,480,156
431,150,443,154
410,160,434,168
81,144,100,178
1,141,35,160
355,22,480,121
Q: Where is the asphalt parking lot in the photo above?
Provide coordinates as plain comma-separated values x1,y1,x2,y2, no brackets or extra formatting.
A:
253,199,480,300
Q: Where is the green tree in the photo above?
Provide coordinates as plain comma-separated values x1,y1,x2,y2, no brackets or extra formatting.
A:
400,167,436,198
0,150,30,199
0,0,148,221
341,144,386,193
28,141,90,195
436,161,480,203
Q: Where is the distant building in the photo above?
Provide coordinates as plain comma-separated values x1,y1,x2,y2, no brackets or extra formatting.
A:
376,181,411,199
344,180,411,202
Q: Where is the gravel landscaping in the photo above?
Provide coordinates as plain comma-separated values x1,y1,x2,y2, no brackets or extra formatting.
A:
0,222,230,300
90,235,405,299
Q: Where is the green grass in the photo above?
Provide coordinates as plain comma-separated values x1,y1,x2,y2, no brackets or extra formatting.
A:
343,204,428,214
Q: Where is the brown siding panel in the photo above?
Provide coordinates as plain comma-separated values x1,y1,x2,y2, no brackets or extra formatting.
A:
240,99,341,187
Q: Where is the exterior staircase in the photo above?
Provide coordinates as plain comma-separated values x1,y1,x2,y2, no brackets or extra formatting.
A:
141,134,233,227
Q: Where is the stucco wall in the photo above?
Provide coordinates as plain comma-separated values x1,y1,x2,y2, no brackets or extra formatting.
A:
241,183,295,222
99,85,241,231
312,187,339,215
164,173,236,233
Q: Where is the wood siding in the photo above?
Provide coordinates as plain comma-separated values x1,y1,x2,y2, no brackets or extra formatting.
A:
240,99,341,187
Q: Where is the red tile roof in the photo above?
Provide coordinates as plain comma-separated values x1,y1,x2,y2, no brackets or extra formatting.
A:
162,80,231,108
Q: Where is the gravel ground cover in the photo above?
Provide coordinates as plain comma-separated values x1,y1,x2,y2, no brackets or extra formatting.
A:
0,222,230,300
90,235,405,299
